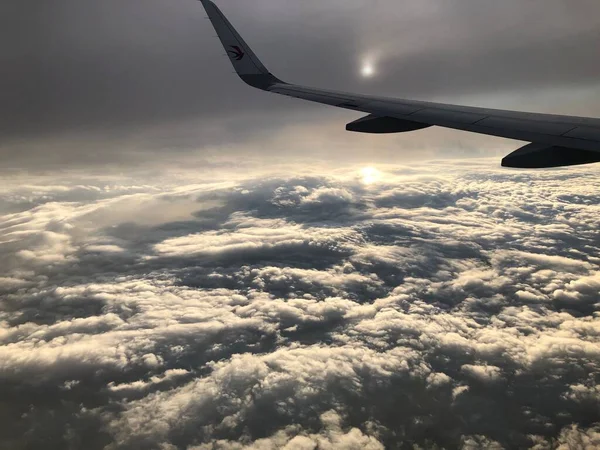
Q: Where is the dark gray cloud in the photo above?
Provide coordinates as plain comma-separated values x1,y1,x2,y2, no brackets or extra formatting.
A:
2,160,600,448
1,0,599,168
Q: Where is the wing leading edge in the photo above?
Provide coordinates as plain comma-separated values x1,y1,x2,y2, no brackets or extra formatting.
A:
199,0,600,168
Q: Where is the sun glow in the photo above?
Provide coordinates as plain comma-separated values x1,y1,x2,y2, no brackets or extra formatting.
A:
360,166,381,185
361,63,375,78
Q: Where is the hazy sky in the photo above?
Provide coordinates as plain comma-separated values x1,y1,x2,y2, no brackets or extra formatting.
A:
2,0,600,168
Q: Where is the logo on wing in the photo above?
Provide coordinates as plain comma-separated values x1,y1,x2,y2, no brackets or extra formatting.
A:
228,45,245,61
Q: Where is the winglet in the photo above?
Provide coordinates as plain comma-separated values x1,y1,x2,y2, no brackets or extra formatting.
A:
199,0,285,90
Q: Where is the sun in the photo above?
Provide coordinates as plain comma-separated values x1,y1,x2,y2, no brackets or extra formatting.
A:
360,166,381,185
361,63,375,78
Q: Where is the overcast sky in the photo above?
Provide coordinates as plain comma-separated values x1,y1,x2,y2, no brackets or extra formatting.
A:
1,0,600,169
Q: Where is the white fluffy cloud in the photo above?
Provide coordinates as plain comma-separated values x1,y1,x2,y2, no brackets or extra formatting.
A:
1,160,600,449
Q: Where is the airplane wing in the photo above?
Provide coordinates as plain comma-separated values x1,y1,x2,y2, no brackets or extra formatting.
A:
199,0,600,168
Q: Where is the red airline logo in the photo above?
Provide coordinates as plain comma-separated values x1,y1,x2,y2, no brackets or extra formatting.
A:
228,45,245,61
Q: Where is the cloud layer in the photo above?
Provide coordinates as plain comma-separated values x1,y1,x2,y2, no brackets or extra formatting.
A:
2,160,600,449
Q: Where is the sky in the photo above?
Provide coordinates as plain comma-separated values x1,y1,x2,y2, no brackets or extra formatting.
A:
1,0,600,169
2,1,600,449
